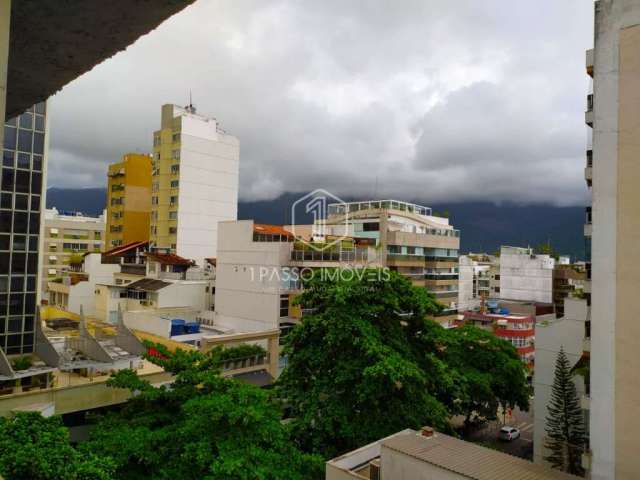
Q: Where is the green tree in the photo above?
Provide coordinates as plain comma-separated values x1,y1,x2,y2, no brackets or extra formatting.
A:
83,343,323,480
278,269,530,458
416,323,530,431
0,413,114,480
544,347,586,476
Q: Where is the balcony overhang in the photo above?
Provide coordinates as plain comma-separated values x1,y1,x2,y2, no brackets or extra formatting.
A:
6,0,195,118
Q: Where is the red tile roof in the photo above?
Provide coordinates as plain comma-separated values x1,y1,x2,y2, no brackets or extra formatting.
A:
253,223,294,238
103,241,148,257
145,252,193,266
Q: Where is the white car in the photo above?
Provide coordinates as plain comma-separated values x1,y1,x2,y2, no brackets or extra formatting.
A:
498,426,521,441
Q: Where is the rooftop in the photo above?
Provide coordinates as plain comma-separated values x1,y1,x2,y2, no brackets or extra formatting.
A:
327,199,433,217
253,223,294,238
382,430,580,480
126,278,171,292
145,252,193,266
329,428,580,480
103,241,149,257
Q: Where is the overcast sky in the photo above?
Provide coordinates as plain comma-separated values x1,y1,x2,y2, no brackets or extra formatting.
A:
47,0,594,206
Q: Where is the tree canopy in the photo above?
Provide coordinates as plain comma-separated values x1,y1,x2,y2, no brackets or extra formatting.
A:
0,413,114,480
278,269,530,458
81,344,324,480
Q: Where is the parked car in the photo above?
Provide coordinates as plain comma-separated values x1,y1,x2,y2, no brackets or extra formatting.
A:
498,426,521,441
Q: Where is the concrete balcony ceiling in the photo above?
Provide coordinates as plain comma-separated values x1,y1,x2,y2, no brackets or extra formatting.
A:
6,0,195,118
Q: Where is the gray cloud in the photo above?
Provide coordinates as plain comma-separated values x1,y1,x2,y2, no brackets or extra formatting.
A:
47,0,593,206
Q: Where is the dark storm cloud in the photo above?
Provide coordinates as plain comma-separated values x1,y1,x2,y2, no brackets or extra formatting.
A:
47,0,593,206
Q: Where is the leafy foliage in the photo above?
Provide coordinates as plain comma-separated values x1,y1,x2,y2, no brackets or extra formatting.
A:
83,346,323,480
11,356,32,371
278,269,530,458
209,343,267,362
544,347,586,476
0,413,115,480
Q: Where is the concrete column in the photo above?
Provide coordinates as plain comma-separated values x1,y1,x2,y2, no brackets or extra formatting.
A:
0,0,10,147
267,336,279,378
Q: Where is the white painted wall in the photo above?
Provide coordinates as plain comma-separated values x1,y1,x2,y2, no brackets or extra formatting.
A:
499,246,554,303
176,113,239,266
67,254,119,317
533,297,588,467
214,220,293,332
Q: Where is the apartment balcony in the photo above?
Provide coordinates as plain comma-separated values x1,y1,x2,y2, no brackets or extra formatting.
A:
585,149,593,187
290,248,373,265
585,94,594,127
121,263,146,276
586,48,594,77
387,230,459,250
584,207,592,237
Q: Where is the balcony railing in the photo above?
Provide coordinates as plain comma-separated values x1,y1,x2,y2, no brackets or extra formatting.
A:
291,248,370,263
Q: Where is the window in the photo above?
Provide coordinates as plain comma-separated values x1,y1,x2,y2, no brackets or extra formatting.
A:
169,196,178,206
169,211,178,220
152,182,159,193
171,149,180,160
171,164,179,174
151,196,158,205
172,133,180,143
279,294,289,318
363,222,379,232
169,227,177,235
170,180,179,188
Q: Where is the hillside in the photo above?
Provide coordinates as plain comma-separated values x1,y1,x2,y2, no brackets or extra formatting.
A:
46,188,586,260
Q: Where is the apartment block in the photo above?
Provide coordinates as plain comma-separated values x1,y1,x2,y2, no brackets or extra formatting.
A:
150,103,239,265
499,246,555,304
458,310,535,367
106,153,152,248
458,253,496,312
42,207,105,295
321,200,461,321
587,1,640,478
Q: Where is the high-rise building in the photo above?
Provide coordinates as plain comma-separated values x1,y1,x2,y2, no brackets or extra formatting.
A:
106,153,152,248
150,104,239,265
321,200,461,322
0,101,47,356
41,207,105,295
588,1,640,478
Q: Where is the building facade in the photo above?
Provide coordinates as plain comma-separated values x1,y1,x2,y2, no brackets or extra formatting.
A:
458,254,495,312
42,207,105,295
150,103,239,265
499,246,555,304
588,1,640,478
106,153,151,248
321,200,461,321
1,101,48,358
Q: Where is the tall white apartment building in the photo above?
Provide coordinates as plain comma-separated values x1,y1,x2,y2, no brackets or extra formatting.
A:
150,103,239,266
588,2,640,478
499,246,554,304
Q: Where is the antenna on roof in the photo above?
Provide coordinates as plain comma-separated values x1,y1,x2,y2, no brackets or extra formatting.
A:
185,89,196,114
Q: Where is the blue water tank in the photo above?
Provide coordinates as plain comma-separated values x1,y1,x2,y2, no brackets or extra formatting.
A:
185,322,200,334
170,319,186,336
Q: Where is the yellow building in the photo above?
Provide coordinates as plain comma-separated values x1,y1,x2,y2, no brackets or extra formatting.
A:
106,153,152,248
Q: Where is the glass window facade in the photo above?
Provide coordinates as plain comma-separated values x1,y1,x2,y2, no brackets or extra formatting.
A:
0,103,46,355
